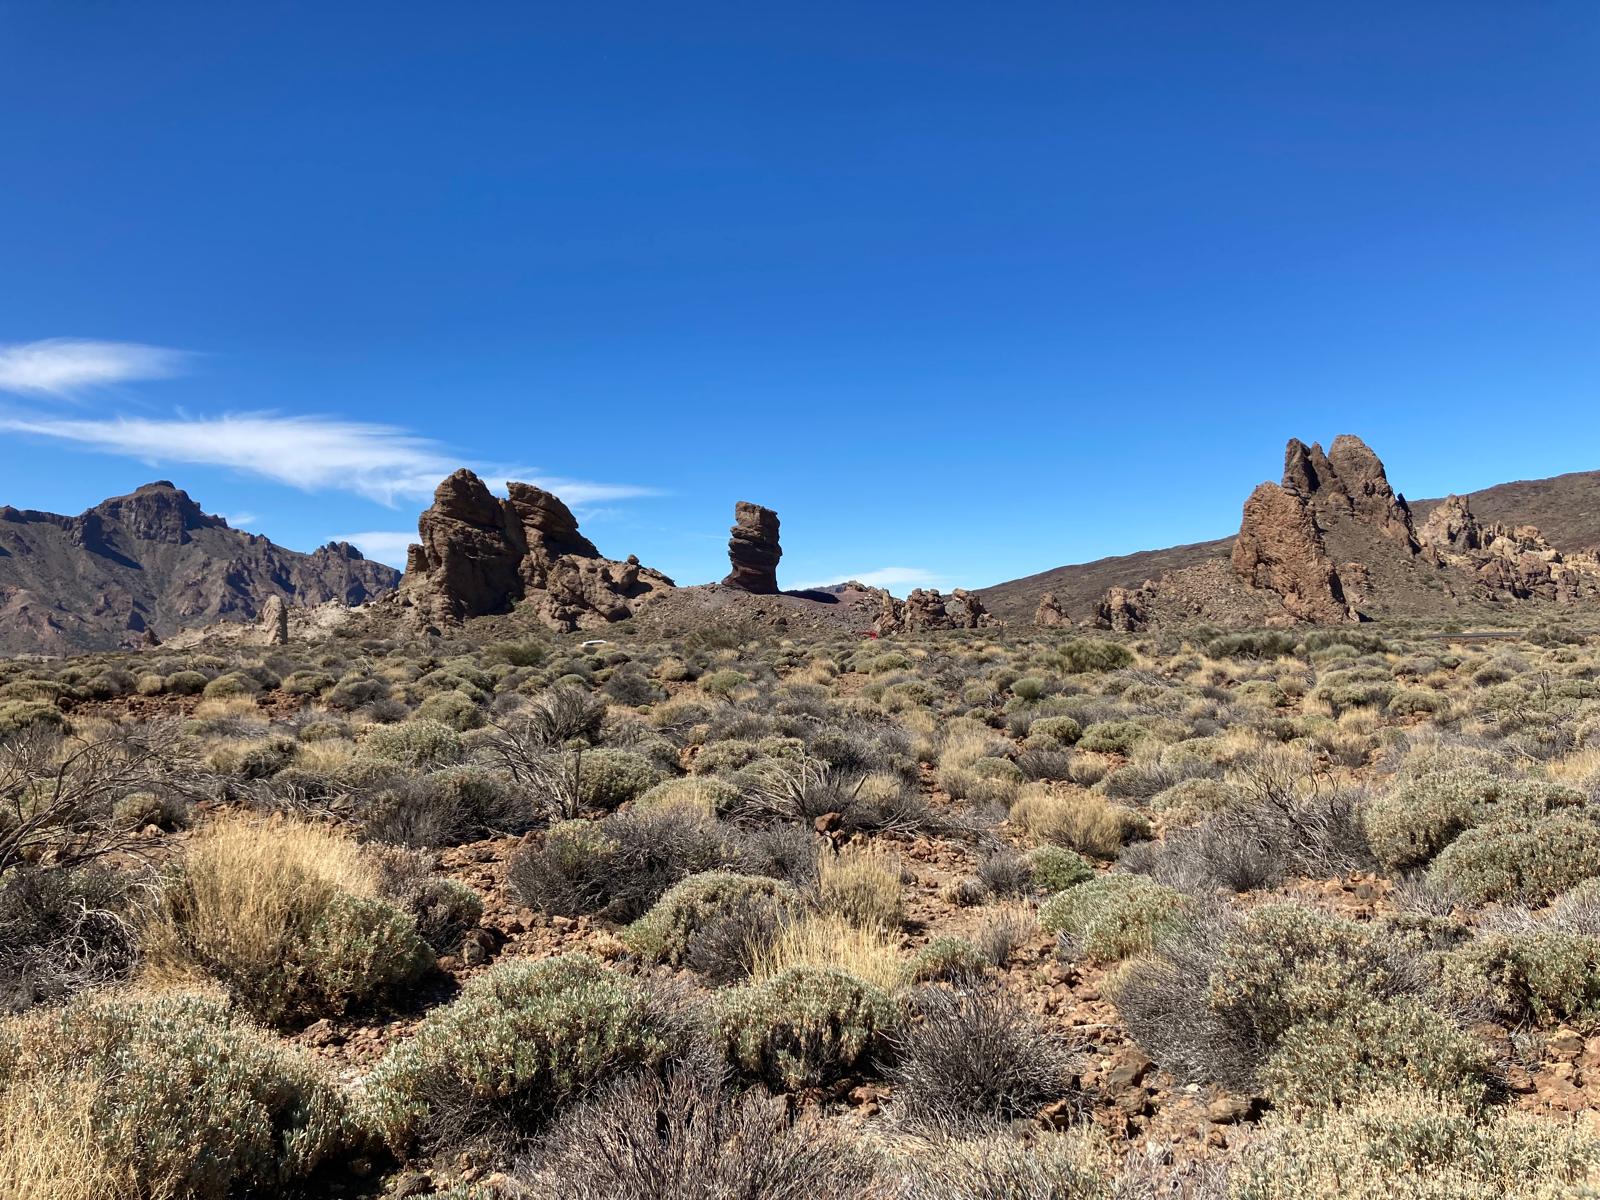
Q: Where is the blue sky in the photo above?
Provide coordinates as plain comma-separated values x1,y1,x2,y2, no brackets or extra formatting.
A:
2,2,1597,590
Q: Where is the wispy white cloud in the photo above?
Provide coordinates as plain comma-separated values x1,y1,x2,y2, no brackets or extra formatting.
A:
0,411,661,508
0,338,191,398
222,511,259,528
331,530,415,569
792,566,946,592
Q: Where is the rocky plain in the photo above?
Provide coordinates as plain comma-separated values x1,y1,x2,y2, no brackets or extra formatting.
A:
10,435,1600,1197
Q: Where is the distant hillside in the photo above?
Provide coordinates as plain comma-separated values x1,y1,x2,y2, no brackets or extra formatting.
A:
979,466,1600,625
0,481,399,654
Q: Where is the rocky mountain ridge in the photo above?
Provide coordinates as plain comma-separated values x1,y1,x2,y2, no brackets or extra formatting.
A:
0,481,399,654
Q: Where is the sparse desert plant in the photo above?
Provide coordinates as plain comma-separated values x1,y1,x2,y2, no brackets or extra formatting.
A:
360,718,464,768
363,953,693,1152
888,984,1084,1133
516,1067,882,1200
0,990,354,1200
891,1129,1113,1200
1429,811,1600,904
1027,844,1095,891
714,965,898,1089
0,865,145,1013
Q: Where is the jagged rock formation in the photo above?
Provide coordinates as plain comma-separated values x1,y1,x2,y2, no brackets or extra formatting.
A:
1286,435,1418,551
0,481,398,654
1094,584,1153,633
1080,434,1600,631
1034,591,1069,627
398,470,673,633
722,502,781,594
1231,482,1355,624
1417,494,1600,604
872,587,993,635
258,595,290,646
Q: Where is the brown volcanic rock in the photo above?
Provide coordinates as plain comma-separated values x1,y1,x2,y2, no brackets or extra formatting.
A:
0,481,399,654
1094,584,1153,632
873,587,993,635
721,502,781,594
399,470,673,633
1417,493,1600,604
1034,591,1069,627
1231,482,1354,624
1285,434,1418,551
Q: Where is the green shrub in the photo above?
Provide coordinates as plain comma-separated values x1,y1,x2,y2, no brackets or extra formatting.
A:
1207,903,1401,1048
1077,720,1147,755
1029,716,1083,746
1056,639,1134,673
281,670,335,697
702,670,749,698
1439,931,1600,1029
1429,812,1600,904
1259,998,1494,1111
0,991,353,1197
361,719,463,768
623,872,797,965
363,954,688,1152
202,671,260,700
578,748,663,810
1039,874,1190,962
1364,769,1586,872
1231,1089,1600,1200
415,690,485,731
714,966,898,1088
0,700,66,737
1388,687,1443,717
163,669,209,695
910,937,990,983
1028,845,1094,892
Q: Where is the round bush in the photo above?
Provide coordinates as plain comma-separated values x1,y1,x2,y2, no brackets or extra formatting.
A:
1039,874,1190,962
714,966,898,1089
1429,812,1600,905
361,719,463,769
363,954,687,1152
415,690,485,731
623,872,798,965
0,991,353,1197
1259,998,1494,1111
577,748,663,810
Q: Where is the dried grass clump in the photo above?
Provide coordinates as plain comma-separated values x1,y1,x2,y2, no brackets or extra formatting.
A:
143,816,431,1026
752,911,907,994
1011,785,1149,859
819,843,904,930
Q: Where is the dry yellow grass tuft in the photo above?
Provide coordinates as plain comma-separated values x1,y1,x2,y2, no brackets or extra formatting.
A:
142,815,381,994
750,911,906,993
818,842,904,930
0,1075,143,1200
1010,784,1143,858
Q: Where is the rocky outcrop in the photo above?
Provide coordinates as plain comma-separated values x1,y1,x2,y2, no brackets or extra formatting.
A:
258,595,289,646
1284,435,1417,551
722,502,781,594
1417,493,1600,604
399,470,673,632
1034,591,1069,627
1094,584,1153,632
1231,482,1354,624
870,587,994,635
0,481,400,655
